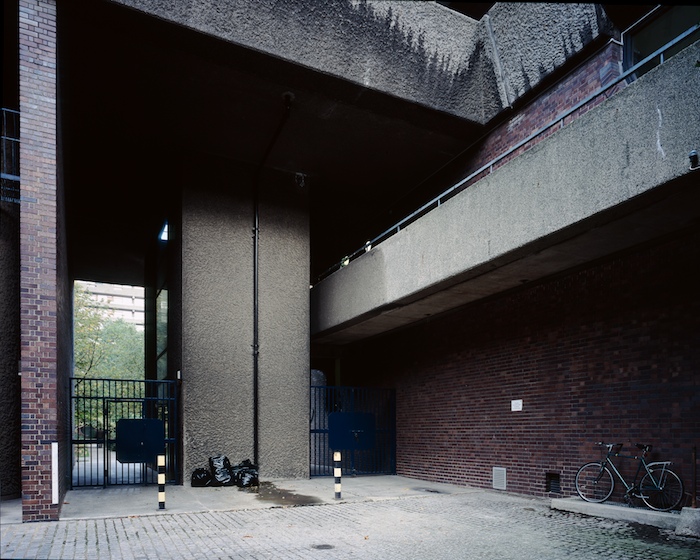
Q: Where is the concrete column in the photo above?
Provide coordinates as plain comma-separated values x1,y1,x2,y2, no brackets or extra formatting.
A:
181,181,256,480
180,166,309,481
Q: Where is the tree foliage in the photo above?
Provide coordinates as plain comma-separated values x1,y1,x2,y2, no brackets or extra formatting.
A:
73,283,144,381
73,283,111,379
73,283,145,438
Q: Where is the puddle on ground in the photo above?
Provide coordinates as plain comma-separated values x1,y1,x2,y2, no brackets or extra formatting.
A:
628,522,663,542
241,481,323,507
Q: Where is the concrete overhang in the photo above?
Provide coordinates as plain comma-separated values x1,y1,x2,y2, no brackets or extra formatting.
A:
108,1,611,125
109,0,499,124
311,41,700,345
60,0,484,285
61,0,613,286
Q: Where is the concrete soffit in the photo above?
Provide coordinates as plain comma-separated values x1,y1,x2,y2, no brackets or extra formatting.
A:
106,0,610,125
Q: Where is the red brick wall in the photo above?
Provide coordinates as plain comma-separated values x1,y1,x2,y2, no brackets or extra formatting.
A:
19,0,61,522
345,229,700,503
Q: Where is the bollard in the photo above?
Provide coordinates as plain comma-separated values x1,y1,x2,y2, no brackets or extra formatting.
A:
334,451,341,500
158,454,166,509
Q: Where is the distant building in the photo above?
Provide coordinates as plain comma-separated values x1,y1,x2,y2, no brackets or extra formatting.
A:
77,281,145,331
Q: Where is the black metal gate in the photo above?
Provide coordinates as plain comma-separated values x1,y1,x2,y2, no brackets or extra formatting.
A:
71,377,179,487
310,386,396,476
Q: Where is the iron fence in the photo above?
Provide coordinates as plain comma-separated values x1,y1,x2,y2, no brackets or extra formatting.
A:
71,377,179,487
310,386,396,476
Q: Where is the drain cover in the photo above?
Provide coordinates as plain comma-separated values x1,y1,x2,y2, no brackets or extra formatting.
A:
312,544,334,550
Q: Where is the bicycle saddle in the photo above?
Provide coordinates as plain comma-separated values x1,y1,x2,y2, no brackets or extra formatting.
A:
635,443,652,452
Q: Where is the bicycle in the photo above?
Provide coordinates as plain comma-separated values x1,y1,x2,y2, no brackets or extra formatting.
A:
575,442,684,511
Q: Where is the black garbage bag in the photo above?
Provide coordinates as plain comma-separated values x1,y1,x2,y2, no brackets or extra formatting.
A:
209,455,234,486
191,467,212,487
230,459,259,488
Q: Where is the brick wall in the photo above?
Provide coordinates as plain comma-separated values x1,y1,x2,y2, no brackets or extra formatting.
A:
19,0,61,522
345,228,700,503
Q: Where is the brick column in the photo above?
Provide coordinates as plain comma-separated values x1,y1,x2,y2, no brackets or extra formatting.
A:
19,0,59,522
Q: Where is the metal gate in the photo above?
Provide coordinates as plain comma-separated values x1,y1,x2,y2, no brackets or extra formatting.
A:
71,377,179,487
310,386,396,476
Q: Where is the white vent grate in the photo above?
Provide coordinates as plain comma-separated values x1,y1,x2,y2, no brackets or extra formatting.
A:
493,467,507,490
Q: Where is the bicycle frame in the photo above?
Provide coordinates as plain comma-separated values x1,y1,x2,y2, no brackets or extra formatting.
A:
601,447,670,495
576,442,684,511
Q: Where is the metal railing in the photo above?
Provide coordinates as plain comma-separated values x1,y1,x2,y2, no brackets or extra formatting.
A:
1,108,20,205
314,25,700,284
310,386,396,477
1,108,19,179
71,377,179,487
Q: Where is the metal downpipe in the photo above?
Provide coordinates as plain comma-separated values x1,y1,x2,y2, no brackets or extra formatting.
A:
252,92,293,467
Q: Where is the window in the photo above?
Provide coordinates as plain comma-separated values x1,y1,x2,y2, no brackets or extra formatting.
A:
623,6,700,80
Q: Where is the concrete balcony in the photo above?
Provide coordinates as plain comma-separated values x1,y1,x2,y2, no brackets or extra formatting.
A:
311,40,700,345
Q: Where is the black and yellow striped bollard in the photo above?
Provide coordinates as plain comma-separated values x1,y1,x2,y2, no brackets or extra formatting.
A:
334,451,341,500
158,454,166,509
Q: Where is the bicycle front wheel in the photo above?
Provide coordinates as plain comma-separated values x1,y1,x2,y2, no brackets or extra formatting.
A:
640,467,684,511
576,462,614,503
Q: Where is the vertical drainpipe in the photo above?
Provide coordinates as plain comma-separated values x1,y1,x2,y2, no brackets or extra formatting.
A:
252,92,293,467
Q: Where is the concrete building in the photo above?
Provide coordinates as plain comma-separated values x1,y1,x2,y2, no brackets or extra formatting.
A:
1,1,699,521
78,281,146,330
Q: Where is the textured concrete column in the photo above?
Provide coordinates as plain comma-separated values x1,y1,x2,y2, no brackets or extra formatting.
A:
180,166,309,481
181,181,255,481
257,181,310,478
19,0,60,522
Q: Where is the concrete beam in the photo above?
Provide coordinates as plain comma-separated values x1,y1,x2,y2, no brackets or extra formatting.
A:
311,40,700,344
107,1,609,124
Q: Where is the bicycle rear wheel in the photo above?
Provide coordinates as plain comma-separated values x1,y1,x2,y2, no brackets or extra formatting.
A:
640,467,684,511
576,462,614,503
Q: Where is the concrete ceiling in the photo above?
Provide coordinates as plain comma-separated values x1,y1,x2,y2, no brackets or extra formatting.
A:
59,0,482,286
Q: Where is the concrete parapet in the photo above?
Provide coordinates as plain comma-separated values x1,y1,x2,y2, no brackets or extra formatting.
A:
311,40,700,344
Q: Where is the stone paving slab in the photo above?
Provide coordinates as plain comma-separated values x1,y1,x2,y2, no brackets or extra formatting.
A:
2,480,699,559
1,475,475,523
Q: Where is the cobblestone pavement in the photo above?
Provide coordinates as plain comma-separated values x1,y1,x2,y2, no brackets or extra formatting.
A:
2,490,699,559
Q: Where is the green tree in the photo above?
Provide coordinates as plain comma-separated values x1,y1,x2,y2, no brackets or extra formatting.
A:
73,283,144,380
73,282,111,379
97,319,144,379
73,283,145,438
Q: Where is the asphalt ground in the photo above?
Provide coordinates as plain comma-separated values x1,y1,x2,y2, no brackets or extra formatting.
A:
2,476,699,559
